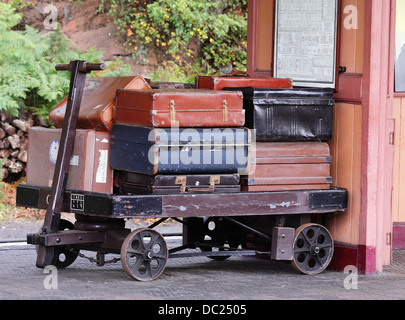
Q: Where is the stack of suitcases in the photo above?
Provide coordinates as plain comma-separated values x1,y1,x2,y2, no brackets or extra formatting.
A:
26,70,334,196
195,73,335,192
111,88,250,194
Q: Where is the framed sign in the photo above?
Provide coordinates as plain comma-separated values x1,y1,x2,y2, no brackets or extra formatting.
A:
273,0,339,88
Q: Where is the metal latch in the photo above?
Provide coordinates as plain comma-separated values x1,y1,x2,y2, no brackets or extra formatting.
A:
209,176,221,189
222,100,228,122
388,119,395,146
175,176,187,193
170,100,176,123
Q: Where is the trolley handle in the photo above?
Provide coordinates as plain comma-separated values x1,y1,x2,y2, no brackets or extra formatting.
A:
55,62,106,73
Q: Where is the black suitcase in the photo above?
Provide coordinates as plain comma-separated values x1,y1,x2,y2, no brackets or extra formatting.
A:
223,87,334,142
119,172,240,194
110,124,251,175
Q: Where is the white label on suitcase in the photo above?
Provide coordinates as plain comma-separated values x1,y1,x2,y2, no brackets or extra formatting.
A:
48,140,79,166
70,155,79,166
96,149,108,183
49,140,59,164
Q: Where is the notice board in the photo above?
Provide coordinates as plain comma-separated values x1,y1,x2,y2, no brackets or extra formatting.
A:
273,0,339,88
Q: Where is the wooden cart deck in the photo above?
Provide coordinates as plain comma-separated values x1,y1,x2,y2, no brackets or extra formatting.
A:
16,184,348,219
18,184,348,279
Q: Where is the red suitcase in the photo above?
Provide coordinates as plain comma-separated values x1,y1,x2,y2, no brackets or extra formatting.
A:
114,89,245,127
26,127,113,194
195,72,293,90
49,76,151,131
241,142,332,192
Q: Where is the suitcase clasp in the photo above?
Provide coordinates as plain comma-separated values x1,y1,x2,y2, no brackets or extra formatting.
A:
209,176,221,189
175,176,187,193
222,100,228,122
170,100,176,122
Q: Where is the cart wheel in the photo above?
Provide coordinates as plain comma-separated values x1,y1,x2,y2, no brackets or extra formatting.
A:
291,223,334,275
121,228,168,281
42,219,79,269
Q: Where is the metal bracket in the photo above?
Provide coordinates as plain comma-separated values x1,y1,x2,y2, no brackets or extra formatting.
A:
209,176,221,189
27,230,105,247
170,100,176,122
175,176,187,193
222,100,228,122
271,227,294,261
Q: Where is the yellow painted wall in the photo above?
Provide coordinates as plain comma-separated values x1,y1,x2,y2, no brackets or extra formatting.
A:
393,97,405,223
327,103,362,244
339,0,365,74
393,1,405,224
327,0,365,244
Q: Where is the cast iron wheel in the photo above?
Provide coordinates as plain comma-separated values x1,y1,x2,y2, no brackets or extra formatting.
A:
47,219,79,269
121,228,168,281
291,223,334,275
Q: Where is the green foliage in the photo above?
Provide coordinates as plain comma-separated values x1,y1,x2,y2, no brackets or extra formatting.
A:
0,2,131,121
2,0,33,10
99,0,247,71
149,59,216,83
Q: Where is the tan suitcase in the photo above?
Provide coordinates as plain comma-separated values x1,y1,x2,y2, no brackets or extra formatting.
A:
241,142,332,191
49,76,151,131
26,127,113,194
114,89,245,127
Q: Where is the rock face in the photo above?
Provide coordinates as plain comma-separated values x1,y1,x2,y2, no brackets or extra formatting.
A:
20,0,158,76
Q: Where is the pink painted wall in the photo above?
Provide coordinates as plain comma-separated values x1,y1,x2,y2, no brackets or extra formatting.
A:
247,0,395,273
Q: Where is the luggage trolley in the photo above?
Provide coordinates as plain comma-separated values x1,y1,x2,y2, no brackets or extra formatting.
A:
16,61,348,281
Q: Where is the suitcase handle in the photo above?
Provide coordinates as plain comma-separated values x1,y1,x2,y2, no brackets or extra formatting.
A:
209,70,248,77
229,70,248,77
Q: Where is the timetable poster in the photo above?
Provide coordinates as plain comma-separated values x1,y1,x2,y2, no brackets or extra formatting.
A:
274,0,339,88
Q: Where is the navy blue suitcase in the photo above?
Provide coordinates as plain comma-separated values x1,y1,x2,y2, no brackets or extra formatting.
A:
110,124,251,175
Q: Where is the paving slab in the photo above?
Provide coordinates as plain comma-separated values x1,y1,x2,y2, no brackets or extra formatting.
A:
0,218,404,301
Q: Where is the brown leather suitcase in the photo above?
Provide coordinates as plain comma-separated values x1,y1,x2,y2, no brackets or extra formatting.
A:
49,76,151,131
119,172,240,195
26,127,113,194
195,72,293,90
114,89,245,127
241,142,332,191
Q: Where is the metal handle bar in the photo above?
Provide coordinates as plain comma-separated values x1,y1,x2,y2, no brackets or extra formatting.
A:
55,62,106,73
